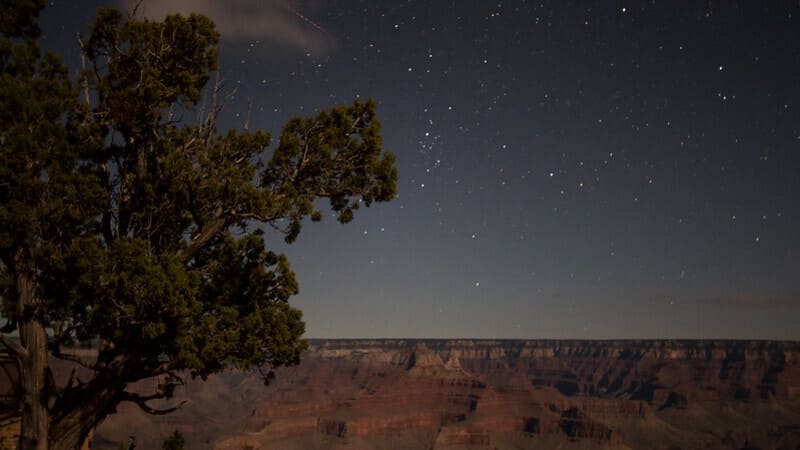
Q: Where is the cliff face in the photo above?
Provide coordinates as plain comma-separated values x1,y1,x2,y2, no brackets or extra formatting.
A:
313,339,800,402
89,339,800,450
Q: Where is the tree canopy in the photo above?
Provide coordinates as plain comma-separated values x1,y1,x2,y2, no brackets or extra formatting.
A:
0,2,397,449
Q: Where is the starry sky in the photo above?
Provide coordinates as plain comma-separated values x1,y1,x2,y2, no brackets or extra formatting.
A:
40,1,800,339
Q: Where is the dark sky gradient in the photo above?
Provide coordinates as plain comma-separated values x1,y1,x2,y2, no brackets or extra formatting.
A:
40,1,800,339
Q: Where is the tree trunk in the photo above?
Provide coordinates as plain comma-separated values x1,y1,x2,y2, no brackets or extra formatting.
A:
50,378,124,450
17,272,50,450
48,413,88,450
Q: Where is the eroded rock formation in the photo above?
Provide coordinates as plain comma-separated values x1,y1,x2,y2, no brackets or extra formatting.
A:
7,339,799,449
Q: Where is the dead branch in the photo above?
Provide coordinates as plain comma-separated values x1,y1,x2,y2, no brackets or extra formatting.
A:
120,391,186,416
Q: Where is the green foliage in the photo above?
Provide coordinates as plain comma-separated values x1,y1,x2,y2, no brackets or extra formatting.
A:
0,1,397,446
162,430,185,450
263,100,397,241
84,8,218,139
0,0,44,41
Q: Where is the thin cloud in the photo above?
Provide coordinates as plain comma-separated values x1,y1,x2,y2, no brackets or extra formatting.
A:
121,0,334,55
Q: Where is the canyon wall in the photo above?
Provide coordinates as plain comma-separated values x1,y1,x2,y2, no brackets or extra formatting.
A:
208,339,799,450
4,340,800,449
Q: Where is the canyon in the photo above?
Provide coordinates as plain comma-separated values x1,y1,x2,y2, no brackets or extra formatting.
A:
4,339,800,449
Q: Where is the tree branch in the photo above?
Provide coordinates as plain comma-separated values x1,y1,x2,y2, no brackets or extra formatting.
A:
0,334,28,361
238,212,269,222
120,391,186,416
51,349,95,371
178,206,225,263
244,97,252,131
77,34,91,108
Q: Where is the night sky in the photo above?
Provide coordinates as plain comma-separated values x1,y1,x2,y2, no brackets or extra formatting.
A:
40,1,800,339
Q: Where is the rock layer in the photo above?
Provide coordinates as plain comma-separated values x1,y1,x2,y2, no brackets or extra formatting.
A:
79,340,800,449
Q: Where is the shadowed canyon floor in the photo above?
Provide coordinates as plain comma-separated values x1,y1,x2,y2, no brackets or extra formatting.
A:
6,340,800,449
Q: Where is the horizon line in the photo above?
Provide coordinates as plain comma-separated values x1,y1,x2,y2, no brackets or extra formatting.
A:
304,337,800,342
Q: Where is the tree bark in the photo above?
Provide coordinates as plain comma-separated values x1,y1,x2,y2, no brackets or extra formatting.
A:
49,409,92,450
17,271,50,450
50,370,128,450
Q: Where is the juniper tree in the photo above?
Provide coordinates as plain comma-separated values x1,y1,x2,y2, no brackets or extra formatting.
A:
0,3,397,449
162,431,185,450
